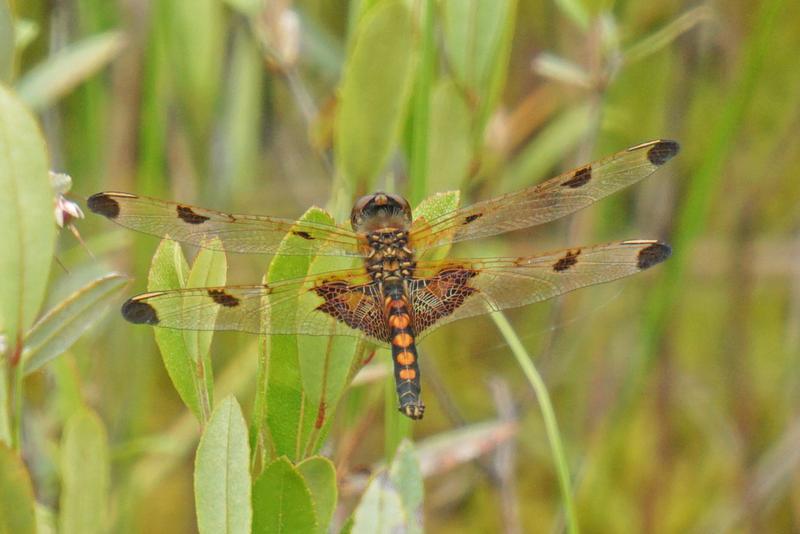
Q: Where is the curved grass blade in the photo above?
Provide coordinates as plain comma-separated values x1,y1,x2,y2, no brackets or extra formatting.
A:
22,273,129,375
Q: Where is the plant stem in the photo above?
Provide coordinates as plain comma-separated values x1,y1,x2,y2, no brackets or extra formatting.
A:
491,311,579,534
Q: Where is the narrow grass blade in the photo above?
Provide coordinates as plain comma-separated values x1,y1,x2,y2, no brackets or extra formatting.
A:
59,408,110,534
491,311,579,534
15,31,125,111
22,273,128,375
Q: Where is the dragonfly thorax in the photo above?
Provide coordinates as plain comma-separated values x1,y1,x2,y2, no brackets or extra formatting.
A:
365,229,415,282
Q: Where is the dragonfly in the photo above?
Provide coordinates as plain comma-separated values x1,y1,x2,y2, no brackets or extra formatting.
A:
88,139,679,420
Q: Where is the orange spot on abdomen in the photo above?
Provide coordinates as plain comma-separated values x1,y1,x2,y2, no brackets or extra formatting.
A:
395,351,415,366
392,332,413,348
399,368,416,381
389,313,410,329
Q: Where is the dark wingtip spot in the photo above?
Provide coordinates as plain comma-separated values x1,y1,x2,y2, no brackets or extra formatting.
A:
208,289,240,307
121,299,159,324
637,242,672,269
87,193,120,219
464,213,483,224
647,140,680,166
177,205,210,225
292,230,314,240
562,165,592,188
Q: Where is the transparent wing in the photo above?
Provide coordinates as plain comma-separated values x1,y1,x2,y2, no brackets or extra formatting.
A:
121,268,390,344
409,240,671,338
87,192,363,256
409,140,679,252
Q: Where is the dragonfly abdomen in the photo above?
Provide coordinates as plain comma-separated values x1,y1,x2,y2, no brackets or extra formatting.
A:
385,286,424,420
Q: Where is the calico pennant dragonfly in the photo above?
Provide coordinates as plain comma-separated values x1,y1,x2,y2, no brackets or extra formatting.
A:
88,139,679,420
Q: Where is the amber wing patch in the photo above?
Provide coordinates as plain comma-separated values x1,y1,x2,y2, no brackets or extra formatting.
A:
314,281,388,341
409,267,478,334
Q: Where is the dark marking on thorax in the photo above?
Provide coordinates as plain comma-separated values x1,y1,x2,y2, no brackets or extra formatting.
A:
364,229,415,283
177,205,210,224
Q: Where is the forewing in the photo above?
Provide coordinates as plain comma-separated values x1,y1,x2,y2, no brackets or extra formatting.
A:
87,192,362,256
409,140,679,252
121,268,389,344
410,240,671,338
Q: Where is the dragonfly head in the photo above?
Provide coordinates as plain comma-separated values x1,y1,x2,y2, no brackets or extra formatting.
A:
350,192,412,232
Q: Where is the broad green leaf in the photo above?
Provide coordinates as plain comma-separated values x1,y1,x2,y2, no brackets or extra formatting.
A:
388,440,423,534
335,0,417,189
350,472,405,534
262,208,330,460
0,444,35,534
296,456,338,534
195,396,252,534
22,273,129,375
411,191,461,262
183,237,227,364
148,239,201,419
15,31,125,111
252,457,316,534
426,79,473,193
221,0,264,16
441,0,517,130
59,409,110,534
0,0,13,82
0,85,55,342
298,248,364,453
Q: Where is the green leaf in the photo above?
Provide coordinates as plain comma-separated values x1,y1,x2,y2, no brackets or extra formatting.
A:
0,444,35,534
388,440,423,534
194,396,252,534
15,31,126,111
296,456,338,534
335,0,417,189
0,84,55,342
59,409,110,534
183,238,227,365
261,208,334,460
426,79,473,193
22,273,129,375
350,472,405,534
0,0,14,83
411,191,461,262
221,0,264,16
148,239,201,419
441,0,517,128
35,504,56,534
252,457,317,534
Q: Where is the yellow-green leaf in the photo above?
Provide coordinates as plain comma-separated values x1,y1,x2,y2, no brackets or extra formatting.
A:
0,85,55,343
335,0,417,189
195,396,252,534
0,443,35,534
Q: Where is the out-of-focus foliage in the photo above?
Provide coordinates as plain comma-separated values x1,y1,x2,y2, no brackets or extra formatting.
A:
0,0,798,532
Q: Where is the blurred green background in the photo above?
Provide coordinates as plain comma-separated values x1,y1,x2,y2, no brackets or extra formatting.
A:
4,0,799,531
